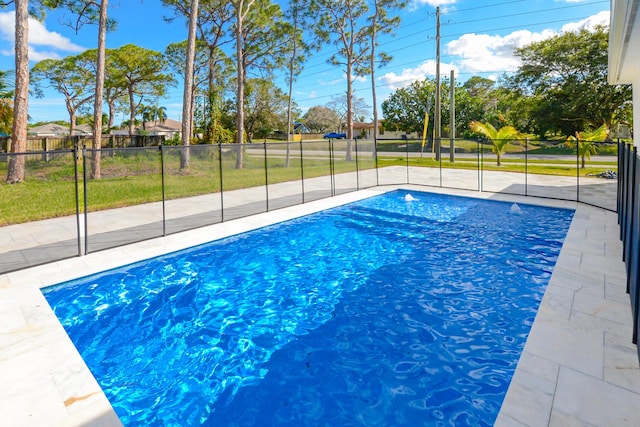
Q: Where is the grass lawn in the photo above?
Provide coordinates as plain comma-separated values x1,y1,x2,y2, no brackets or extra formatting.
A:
0,147,374,226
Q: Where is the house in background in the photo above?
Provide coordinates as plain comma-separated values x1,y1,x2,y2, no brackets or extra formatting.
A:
141,118,182,139
28,123,93,137
609,0,639,144
293,122,310,134
110,118,182,140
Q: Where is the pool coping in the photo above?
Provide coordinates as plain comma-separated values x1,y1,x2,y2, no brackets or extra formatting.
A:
1,185,638,426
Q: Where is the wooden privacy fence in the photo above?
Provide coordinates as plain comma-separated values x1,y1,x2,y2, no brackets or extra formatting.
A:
0,135,165,154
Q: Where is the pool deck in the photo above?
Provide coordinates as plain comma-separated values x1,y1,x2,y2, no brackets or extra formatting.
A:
1,184,638,426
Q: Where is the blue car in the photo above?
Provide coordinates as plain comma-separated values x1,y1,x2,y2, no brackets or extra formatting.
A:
323,132,347,139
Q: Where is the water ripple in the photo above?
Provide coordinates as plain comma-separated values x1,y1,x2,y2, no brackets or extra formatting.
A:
43,190,574,426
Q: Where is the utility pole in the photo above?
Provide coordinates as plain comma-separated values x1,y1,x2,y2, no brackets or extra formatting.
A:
434,6,441,161
450,69,455,162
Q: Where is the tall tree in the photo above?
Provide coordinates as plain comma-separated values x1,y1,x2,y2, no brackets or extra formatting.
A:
93,0,108,178
327,94,370,128
303,105,340,132
163,0,234,144
232,0,289,168
180,0,199,169
312,0,370,143
108,44,175,136
102,48,126,131
232,0,255,162
282,0,318,166
382,80,438,134
31,55,96,135
507,25,631,138
6,0,28,183
166,40,206,137
243,78,289,142
368,0,403,141
44,0,113,178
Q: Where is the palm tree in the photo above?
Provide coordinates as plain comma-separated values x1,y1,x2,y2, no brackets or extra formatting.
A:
0,98,13,135
153,105,167,124
139,104,152,130
469,121,524,166
566,124,609,169
0,69,14,135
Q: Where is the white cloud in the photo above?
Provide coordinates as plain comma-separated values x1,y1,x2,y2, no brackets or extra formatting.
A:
0,11,85,61
379,60,459,89
409,0,457,12
319,77,343,86
378,10,610,92
412,0,457,7
444,11,609,74
446,30,553,73
560,10,609,32
29,48,63,62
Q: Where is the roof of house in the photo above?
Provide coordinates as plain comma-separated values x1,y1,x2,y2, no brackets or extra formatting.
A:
141,118,182,133
28,123,93,136
353,121,383,130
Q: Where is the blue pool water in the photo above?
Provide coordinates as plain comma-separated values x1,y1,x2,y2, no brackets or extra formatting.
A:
43,190,574,426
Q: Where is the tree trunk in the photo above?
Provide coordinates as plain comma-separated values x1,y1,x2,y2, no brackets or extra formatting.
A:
91,0,108,179
370,12,378,143
345,61,353,162
234,2,245,169
285,3,299,168
6,0,28,184
128,88,136,136
107,99,115,130
181,0,199,169
204,47,215,143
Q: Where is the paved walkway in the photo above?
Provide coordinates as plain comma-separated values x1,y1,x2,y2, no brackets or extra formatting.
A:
0,168,636,426
0,166,617,274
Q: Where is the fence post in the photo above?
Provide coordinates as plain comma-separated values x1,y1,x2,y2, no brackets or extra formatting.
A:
618,141,624,221
525,138,528,196
73,146,82,256
82,146,89,255
576,137,581,202
160,144,166,237
354,138,360,190
374,136,379,187
480,139,484,192
263,142,269,212
299,139,305,204
623,147,636,286
218,143,225,222
405,135,409,184
329,138,336,196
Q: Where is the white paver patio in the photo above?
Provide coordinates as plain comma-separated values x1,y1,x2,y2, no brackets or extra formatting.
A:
0,173,637,426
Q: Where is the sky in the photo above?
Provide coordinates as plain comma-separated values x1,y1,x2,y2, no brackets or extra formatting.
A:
0,0,611,124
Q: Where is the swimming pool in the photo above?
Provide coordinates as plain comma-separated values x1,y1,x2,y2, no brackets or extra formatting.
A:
43,190,574,426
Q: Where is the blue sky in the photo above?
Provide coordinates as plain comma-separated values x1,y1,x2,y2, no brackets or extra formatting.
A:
0,0,610,124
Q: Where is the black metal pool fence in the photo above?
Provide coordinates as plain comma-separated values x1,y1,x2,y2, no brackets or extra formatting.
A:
0,137,621,276
618,142,640,358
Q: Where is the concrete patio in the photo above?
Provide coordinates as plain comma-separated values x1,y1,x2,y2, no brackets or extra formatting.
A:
0,168,637,426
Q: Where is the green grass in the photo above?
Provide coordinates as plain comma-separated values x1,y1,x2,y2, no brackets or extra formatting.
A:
0,149,373,226
377,138,619,156
377,156,616,177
